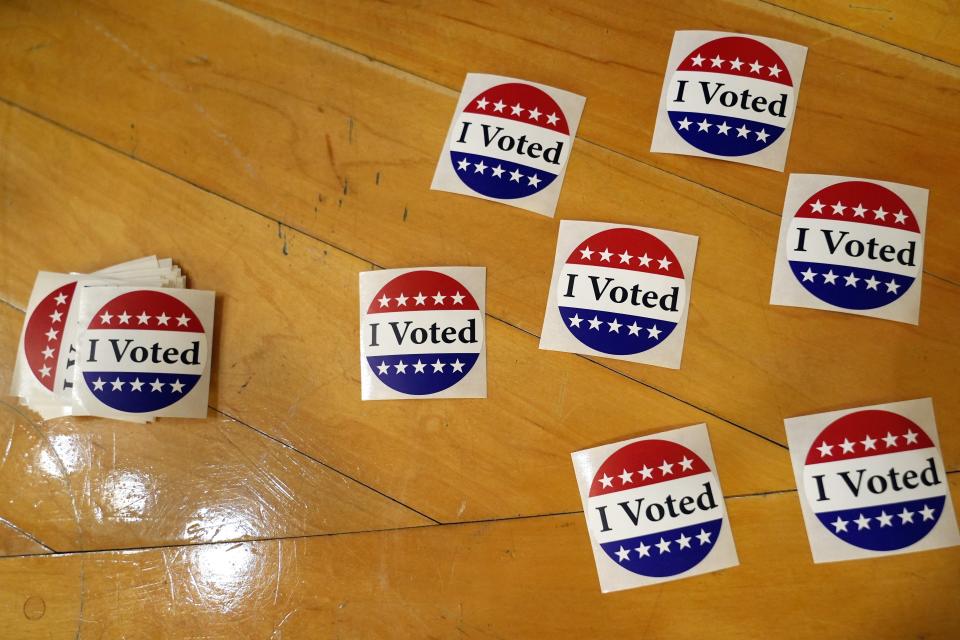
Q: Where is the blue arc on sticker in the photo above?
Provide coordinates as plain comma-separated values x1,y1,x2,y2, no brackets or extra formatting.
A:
559,306,677,355
668,110,784,157
788,260,914,310
366,353,478,396
84,371,201,413
815,496,943,551
450,152,557,200
599,518,722,578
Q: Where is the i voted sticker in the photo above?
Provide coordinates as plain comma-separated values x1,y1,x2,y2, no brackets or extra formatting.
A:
651,31,807,171
540,221,698,369
771,174,928,324
431,73,585,218
21,279,77,392
359,267,486,400
785,398,959,563
572,424,738,592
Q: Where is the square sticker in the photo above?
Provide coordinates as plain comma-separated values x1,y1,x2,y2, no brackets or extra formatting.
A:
539,220,698,369
650,30,807,171
770,174,928,324
571,424,739,593
430,73,585,217
785,398,959,563
359,267,486,400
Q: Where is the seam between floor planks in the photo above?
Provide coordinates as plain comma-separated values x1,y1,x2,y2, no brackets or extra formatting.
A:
214,0,960,290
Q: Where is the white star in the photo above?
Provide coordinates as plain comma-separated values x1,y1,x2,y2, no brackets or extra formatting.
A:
831,516,849,533
413,360,426,374
810,199,826,214
696,529,712,545
116,311,130,324
156,312,170,326
568,314,583,328
655,538,672,554
451,291,465,305
831,201,846,216
599,248,612,262
657,256,672,270
852,203,867,218
393,360,408,374
817,441,834,457
110,377,124,391
49,310,63,323
431,359,445,373
92,377,106,391
615,546,630,562
854,513,871,530
635,541,651,558
919,505,936,521
527,106,541,121
527,174,541,188
904,429,919,444
509,169,523,182
716,121,731,135
839,438,856,454
894,210,908,224
54,292,68,305
823,270,839,285
607,318,621,333
475,97,489,110
42,346,55,359
873,206,888,221
755,129,769,143
876,511,893,527
39,365,51,378
736,124,750,138
588,316,602,331
627,322,641,336
137,311,150,324
861,434,877,451
376,361,389,376
129,378,144,391
492,100,505,113
886,279,901,294
800,267,816,282
414,292,426,305
679,456,694,471
546,112,559,126
45,328,59,341
150,378,164,392
176,313,190,327
677,532,692,549
647,325,662,340
618,469,634,484
395,293,409,307
579,246,594,260
677,117,692,130
697,118,711,132
432,291,446,305
690,53,704,66
473,160,487,174
456,158,470,171
768,64,782,77
659,460,674,476
638,465,654,480
99,311,113,324
710,54,724,68
451,359,465,373
880,432,898,447
898,507,914,524
618,249,633,264
598,473,614,489
865,276,880,291
491,164,505,178
844,272,860,287
510,102,524,116
637,253,652,267
729,57,743,70
378,294,391,308
749,59,763,73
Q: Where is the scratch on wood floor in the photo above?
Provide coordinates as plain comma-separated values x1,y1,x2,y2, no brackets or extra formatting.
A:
375,171,381,185
342,177,349,196
402,207,408,222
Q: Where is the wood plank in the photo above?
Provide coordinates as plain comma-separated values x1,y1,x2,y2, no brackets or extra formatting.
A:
0,101,792,524
1,0,958,476
227,0,960,282
1,479,957,639
770,0,960,65
0,304,431,553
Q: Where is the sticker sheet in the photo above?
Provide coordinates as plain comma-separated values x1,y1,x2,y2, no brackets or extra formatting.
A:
785,398,959,563
359,267,486,400
572,424,739,592
539,220,698,369
431,73,586,217
651,30,807,171
770,174,928,324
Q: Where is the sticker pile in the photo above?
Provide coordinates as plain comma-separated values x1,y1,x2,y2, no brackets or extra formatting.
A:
10,256,215,422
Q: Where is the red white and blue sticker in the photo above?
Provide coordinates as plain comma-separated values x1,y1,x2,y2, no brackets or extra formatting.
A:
771,174,928,324
431,73,585,218
359,267,486,400
651,31,807,171
540,221,698,369
572,424,738,592
785,398,959,563
71,286,215,419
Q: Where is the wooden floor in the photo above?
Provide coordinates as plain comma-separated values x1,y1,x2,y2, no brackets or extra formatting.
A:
1,1,958,637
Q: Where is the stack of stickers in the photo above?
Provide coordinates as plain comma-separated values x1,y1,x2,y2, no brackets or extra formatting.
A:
10,256,215,423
